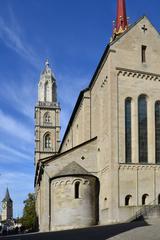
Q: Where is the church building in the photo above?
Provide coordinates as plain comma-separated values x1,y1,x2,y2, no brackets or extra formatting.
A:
1,188,13,222
35,0,160,232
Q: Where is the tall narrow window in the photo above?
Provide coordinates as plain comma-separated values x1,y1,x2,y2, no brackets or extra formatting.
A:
155,101,160,164
142,45,147,63
75,182,80,199
44,112,51,124
44,134,51,149
125,98,132,163
138,95,148,163
44,81,49,102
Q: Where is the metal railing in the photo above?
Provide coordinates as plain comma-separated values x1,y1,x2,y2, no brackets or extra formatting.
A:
127,198,160,222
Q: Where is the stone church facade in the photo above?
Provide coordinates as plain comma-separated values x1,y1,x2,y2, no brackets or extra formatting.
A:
35,0,160,232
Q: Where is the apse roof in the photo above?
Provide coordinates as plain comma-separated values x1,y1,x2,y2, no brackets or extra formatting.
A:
54,161,93,178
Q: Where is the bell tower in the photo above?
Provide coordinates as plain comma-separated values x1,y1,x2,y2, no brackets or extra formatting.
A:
1,188,13,221
34,60,61,165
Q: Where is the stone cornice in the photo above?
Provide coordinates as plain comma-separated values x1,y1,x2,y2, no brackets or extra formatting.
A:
52,178,90,187
119,164,160,170
117,67,160,81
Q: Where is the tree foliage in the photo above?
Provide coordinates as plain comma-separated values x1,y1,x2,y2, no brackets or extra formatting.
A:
21,193,38,231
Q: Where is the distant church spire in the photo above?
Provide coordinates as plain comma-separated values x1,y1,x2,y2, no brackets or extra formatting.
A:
1,188,13,221
2,188,12,203
113,0,128,38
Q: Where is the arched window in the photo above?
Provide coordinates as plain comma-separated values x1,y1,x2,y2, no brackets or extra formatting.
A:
125,97,132,163
138,95,148,163
142,194,149,205
155,101,160,164
75,181,80,199
125,194,132,206
158,194,160,205
35,130,38,139
44,133,51,149
44,112,51,123
44,81,49,102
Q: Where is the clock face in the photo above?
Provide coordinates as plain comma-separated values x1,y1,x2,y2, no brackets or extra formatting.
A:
2,202,7,209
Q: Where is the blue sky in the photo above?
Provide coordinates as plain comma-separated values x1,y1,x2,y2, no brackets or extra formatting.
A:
0,0,159,217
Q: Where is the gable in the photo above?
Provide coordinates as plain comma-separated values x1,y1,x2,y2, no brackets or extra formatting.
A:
59,16,160,153
110,16,160,74
54,161,90,178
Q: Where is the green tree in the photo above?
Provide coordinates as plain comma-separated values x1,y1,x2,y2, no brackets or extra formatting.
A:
22,193,38,231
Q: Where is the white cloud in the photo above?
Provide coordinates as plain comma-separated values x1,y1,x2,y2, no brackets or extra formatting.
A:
0,143,32,161
0,74,36,119
0,13,40,69
0,109,33,142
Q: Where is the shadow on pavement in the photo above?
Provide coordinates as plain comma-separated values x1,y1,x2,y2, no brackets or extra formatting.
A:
0,220,148,240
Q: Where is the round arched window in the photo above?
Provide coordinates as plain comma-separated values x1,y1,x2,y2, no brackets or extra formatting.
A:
142,194,149,205
125,194,132,206
44,134,51,149
44,112,51,123
74,181,80,199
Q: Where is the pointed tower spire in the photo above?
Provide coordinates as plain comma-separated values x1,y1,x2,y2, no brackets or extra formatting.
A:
42,59,55,79
1,188,13,221
2,188,12,202
45,59,50,69
113,0,128,37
